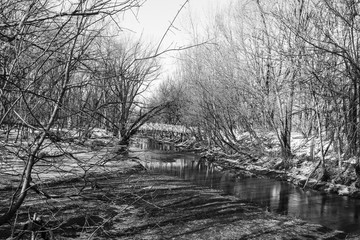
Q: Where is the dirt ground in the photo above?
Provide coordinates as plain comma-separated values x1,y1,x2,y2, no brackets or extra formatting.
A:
0,130,359,239
0,164,357,240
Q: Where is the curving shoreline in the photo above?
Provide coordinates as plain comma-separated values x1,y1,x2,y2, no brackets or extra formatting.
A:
1,160,356,239
200,151,360,200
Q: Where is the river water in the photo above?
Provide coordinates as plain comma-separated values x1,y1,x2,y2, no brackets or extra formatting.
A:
130,137,360,234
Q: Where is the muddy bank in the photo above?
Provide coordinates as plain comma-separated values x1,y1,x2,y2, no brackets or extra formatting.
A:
1,166,357,239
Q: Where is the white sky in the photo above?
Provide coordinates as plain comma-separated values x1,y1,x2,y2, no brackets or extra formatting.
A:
116,0,233,88
120,0,229,46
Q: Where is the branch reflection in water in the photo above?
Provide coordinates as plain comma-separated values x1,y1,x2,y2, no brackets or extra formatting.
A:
131,137,360,234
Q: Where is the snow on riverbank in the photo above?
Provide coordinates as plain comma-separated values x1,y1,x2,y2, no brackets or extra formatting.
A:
201,131,360,199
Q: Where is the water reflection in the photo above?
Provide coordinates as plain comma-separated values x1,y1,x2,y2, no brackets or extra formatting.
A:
132,137,178,152
130,138,360,233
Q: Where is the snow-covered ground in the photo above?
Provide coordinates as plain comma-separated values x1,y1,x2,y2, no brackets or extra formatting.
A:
213,130,360,198
0,130,138,190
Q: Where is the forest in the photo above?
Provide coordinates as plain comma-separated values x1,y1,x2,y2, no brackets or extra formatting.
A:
1,0,360,239
160,0,360,185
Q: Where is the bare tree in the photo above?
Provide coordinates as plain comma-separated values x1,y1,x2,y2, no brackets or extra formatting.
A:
0,0,142,227
150,77,186,125
89,37,168,147
272,0,360,181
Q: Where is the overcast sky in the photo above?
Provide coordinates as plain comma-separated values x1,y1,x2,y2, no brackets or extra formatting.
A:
121,0,230,45
115,0,234,94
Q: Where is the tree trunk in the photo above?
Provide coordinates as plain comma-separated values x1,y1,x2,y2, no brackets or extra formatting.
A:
348,84,357,156
355,162,360,189
280,126,292,159
309,137,315,161
119,135,130,146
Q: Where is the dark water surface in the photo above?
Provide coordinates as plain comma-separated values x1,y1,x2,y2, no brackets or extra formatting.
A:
130,138,360,234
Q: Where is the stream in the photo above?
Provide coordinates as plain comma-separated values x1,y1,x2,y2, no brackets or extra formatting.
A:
130,137,360,234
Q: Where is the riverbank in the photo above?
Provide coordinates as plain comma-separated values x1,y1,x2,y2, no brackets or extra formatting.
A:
1,163,357,239
207,154,360,198
1,132,359,239
193,132,360,199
